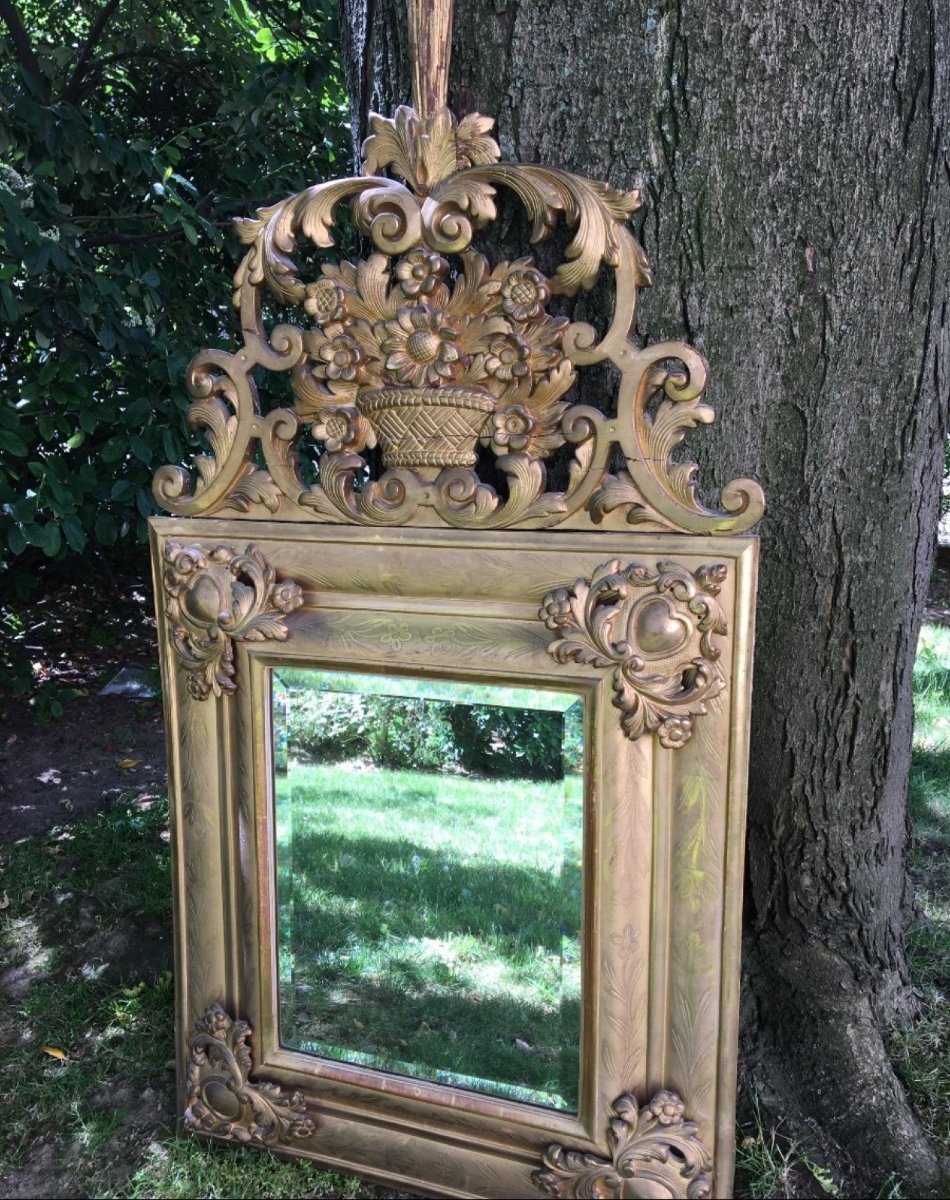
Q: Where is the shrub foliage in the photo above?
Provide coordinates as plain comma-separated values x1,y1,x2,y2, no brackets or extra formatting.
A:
0,0,348,574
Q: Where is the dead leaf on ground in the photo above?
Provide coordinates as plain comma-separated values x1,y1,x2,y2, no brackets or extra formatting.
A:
0,892,9,910
117,758,141,770
41,1045,68,1061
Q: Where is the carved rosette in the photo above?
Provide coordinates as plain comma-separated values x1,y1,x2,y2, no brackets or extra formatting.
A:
184,1004,316,1145
534,1091,712,1199
162,542,303,700
540,561,728,748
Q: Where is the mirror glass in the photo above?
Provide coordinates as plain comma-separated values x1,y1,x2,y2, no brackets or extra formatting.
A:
273,668,584,1111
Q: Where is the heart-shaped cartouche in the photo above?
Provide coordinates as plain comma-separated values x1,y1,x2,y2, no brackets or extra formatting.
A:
631,597,690,657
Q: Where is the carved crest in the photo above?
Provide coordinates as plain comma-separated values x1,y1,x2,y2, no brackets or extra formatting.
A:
162,542,303,700
184,1003,316,1145
151,98,765,533
534,1090,712,1199
540,560,728,747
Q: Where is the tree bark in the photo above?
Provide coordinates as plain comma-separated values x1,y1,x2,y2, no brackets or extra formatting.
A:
341,0,950,1193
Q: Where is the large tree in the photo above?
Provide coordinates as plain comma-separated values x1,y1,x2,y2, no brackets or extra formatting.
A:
341,0,950,1193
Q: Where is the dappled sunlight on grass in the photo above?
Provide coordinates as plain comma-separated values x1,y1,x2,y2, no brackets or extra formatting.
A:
889,623,950,1185
277,760,583,1111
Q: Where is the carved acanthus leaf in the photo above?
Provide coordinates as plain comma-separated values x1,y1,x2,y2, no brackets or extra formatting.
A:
185,1004,316,1146
534,1090,712,1199
162,542,303,700
540,560,728,748
362,105,501,193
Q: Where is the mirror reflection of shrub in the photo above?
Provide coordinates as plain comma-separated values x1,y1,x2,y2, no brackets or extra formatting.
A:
283,690,570,780
445,704,563,780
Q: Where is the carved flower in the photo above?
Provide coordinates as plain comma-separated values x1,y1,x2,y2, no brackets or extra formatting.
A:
317,334,362,382
540,587,573,628
491,403,534,451
382,306,460,386
187,675,211,702
379,622,412,652
304,278,345,323
500,264,549,322
485,333,530,382
272,579,304,614
395,250,448,297
205,1006,231,1037
311,405,368,453
648,1091,686,1125
657,717,693,749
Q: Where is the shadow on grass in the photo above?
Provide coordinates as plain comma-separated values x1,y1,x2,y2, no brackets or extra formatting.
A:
280,829,582,952
284,957,581,1108
279,828,582,1108
909,743,950,853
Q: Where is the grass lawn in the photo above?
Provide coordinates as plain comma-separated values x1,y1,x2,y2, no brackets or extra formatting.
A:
276,760,583,1110
0,631,948,1197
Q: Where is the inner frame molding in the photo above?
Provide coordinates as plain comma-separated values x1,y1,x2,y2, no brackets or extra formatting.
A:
149,520,757,1198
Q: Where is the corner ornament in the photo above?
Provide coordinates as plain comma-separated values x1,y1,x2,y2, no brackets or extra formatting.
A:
540,560,727,748
163,542,303,700
534,1090,712,1199
185,1003,316,1146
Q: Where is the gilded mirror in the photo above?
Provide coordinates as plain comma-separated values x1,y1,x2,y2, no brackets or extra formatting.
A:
148,0,763,1194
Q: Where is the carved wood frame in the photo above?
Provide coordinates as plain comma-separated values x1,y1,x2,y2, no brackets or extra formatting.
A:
149,516,757,1198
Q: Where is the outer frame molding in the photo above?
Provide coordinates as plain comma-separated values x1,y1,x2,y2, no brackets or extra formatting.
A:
150,517,757,1199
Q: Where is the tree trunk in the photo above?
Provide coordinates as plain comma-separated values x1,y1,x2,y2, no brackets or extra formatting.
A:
341,0,950,1192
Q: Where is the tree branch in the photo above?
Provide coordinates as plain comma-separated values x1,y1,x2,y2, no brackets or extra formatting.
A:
0,0,47,100
81,228,183,246
62,0,123,105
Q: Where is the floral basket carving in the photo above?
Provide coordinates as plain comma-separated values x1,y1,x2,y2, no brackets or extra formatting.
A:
152,77,766,533
357,386,495,468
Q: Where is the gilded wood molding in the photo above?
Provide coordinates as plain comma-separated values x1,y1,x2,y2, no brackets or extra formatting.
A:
540,560,727,748
184,1004,316,1145
534,1090,712,1199
162,541,303,700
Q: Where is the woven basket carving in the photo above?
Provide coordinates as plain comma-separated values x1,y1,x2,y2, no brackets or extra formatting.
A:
357,387,495,468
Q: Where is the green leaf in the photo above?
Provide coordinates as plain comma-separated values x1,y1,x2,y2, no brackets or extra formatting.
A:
130,434,152,463
94,512,118,545
62,514,86,552
7,526,26,555
110,480,135,502
0,429,29,456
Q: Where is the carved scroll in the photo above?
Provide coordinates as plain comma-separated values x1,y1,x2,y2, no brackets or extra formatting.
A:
184,1004,316,1145
540,560,727,747
162,542,303,700
534,1090,712,1199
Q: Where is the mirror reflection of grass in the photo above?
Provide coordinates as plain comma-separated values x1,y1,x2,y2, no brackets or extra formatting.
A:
276,761,583,1111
